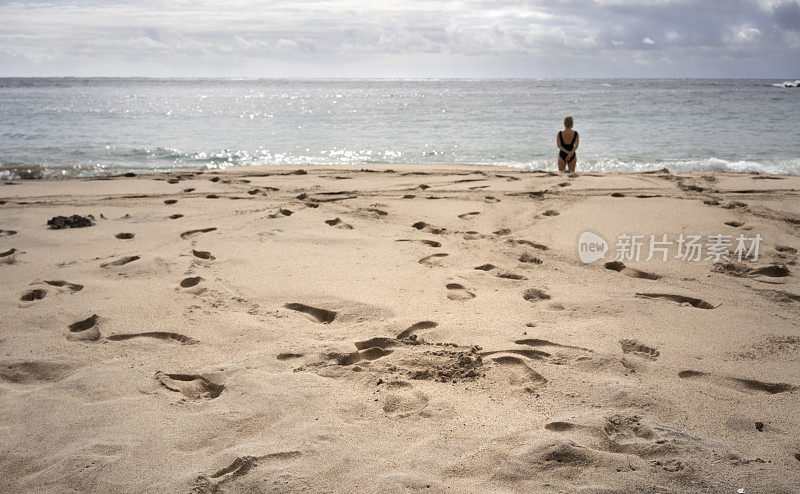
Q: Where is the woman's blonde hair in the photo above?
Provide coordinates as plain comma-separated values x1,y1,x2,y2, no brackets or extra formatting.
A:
564,115,574,128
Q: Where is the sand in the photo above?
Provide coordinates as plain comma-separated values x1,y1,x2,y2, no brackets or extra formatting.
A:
1,164,799,493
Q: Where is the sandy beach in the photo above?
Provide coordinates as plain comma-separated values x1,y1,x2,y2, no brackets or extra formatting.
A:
1,164,799,493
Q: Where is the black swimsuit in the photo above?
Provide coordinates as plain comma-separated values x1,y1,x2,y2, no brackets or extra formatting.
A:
558,131,577,161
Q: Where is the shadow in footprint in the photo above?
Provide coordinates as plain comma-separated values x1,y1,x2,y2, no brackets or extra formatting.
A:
44,280,83,292
155,372,224,399
397,321,437,339
180,227,217,239
475,263,496,271
446,283,475,301
419,253,448,266
496,272,526,280
68,314,101,341
523,288,551,302
516,338,591,352
678,370,794,394
325,218,354,229
605,261,661,280
180,276,203,288
284,303,337,324
169,214,184,220
115,233,134,239
20,289,47,302
396,239,440,247
108,332,198,344
100,256,140,268
636,293,716,309
192,249,215,260
412,222,446,234
458,211,481,219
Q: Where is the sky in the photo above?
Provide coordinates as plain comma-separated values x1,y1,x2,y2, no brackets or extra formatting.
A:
1,0,799,78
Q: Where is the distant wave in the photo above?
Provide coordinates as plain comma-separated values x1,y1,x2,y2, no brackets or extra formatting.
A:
771,80,800,88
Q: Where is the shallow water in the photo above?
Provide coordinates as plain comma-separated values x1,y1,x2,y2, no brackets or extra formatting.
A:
1,78,799,178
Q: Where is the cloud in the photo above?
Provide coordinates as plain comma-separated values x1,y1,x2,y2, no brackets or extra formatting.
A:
0,0,798,76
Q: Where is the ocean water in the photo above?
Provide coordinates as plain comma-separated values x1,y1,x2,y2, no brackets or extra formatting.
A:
1,78,799,179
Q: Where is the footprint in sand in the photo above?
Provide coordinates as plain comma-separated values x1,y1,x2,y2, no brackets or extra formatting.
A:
100,255,140,268
206,194,220,199
0,360,75,384
107,332,198,344
508,239,549,251
412,222,446,234
542,210,559,216
329,347,393,366
325,218,354,229
0,230,17,237
397,321,438,339
496,271,527,280
458,211,481,220
19,288,47,306
419,253,448,266
179,276,206,294
523,288,551,302
67,314,101,341
619,339,660,360
164,199,177,205
474,263,495,271
1,248,19,264
484,196,501,203
395,239,441,247
604,261,661,280
276,352,304,360
750,265,791,277
515,338,592,353
446,283,475,301
42,280,83,292
180,227,217,239
381,382,430,417
155,371,224,399
364,208,388,217
678,370,795,394
268,208,293,218
284,303,337,324
169,214,184,220
724,221,744,227
192,249,215,260
519,253,542,264
636,292,716,309
488,355,548,387
115,232,134,240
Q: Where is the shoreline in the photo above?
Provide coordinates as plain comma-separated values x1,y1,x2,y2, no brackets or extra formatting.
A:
1,163,799,492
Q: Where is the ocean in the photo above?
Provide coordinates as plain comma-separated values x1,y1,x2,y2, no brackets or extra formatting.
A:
1,78,799,179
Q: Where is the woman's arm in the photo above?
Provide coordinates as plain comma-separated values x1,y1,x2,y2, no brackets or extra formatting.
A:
568,133,579,159
556,133,568,154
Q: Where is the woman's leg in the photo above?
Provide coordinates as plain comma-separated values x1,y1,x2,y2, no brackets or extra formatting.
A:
558,157,566,172
567,157,576,173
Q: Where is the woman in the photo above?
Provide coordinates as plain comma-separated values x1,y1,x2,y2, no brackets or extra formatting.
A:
557,115,579,172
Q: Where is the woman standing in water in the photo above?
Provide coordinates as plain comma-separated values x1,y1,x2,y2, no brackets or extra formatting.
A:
557,115,579,172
